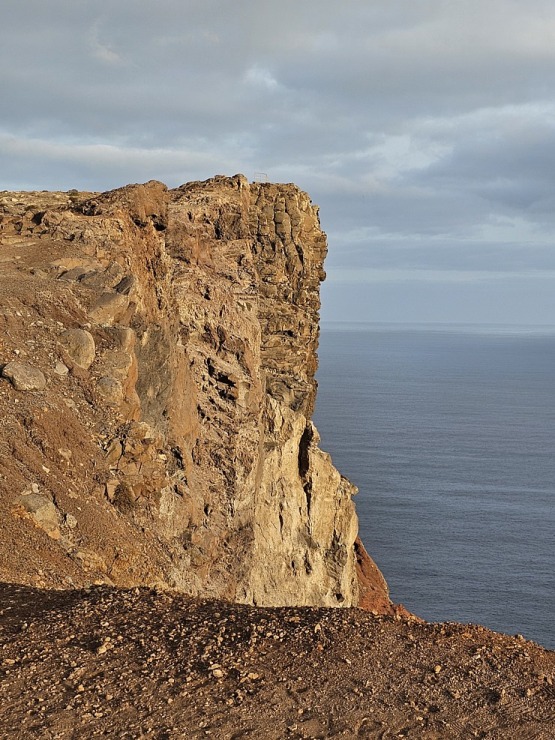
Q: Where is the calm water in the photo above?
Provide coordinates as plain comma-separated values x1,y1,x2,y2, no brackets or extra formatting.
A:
314,323,555,649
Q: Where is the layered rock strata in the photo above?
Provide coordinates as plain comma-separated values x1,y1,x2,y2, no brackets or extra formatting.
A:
0,176,391,611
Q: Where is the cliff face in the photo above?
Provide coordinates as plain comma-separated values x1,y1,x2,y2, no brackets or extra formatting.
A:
0,176,389,610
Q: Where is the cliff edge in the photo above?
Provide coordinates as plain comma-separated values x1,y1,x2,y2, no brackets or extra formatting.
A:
0,176,391,612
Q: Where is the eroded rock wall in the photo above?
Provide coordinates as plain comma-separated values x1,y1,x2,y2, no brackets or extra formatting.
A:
0,176,390,611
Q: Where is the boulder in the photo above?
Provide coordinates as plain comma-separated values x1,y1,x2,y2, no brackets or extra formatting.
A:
2,362,46,391
96,376,124,405
17,493,60,539
88,292,129,325
58,328,96,370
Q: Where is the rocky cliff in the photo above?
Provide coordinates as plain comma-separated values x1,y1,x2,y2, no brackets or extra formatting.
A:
0,176,391,611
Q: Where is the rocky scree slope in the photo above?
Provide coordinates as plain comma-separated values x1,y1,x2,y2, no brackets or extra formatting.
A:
1,583,554,739
0,176,391,612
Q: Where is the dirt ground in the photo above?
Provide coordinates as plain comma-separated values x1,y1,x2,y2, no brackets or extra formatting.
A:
1,583,553,739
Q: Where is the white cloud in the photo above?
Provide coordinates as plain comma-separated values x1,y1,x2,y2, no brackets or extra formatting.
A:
89,20,123,65
0,131,250,190
244,64,280,91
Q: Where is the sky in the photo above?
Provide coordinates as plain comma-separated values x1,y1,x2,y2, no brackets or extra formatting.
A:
2,0,555,324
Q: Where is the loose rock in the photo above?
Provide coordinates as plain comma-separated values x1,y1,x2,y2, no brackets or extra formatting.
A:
88,292,129,325
17,493,60,539
96,376,124,405
65,513,78,529
2,362,46,391
58,329,96,370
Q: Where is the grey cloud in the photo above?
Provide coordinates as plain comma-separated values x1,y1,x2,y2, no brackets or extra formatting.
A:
325,239,555,274
320,275,555,324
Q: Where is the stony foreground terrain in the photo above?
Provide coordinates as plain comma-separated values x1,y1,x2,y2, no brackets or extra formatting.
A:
1,583,554,739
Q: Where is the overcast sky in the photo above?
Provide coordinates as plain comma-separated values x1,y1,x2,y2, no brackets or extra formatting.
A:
2,0,555,324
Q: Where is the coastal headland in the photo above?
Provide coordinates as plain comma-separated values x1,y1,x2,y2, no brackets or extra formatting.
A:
0,177,553,737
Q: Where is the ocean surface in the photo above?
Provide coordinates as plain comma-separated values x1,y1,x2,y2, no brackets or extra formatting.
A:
314,323,555,650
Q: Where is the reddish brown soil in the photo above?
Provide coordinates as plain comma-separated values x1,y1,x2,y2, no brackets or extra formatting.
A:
1,583,553,739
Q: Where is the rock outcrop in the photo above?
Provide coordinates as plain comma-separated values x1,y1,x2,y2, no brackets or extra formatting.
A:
0,176,392,611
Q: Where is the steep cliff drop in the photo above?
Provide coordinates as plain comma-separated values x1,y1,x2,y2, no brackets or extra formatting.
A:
0,175,393,613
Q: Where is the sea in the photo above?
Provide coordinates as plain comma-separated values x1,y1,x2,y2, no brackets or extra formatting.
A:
313,322,555,650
